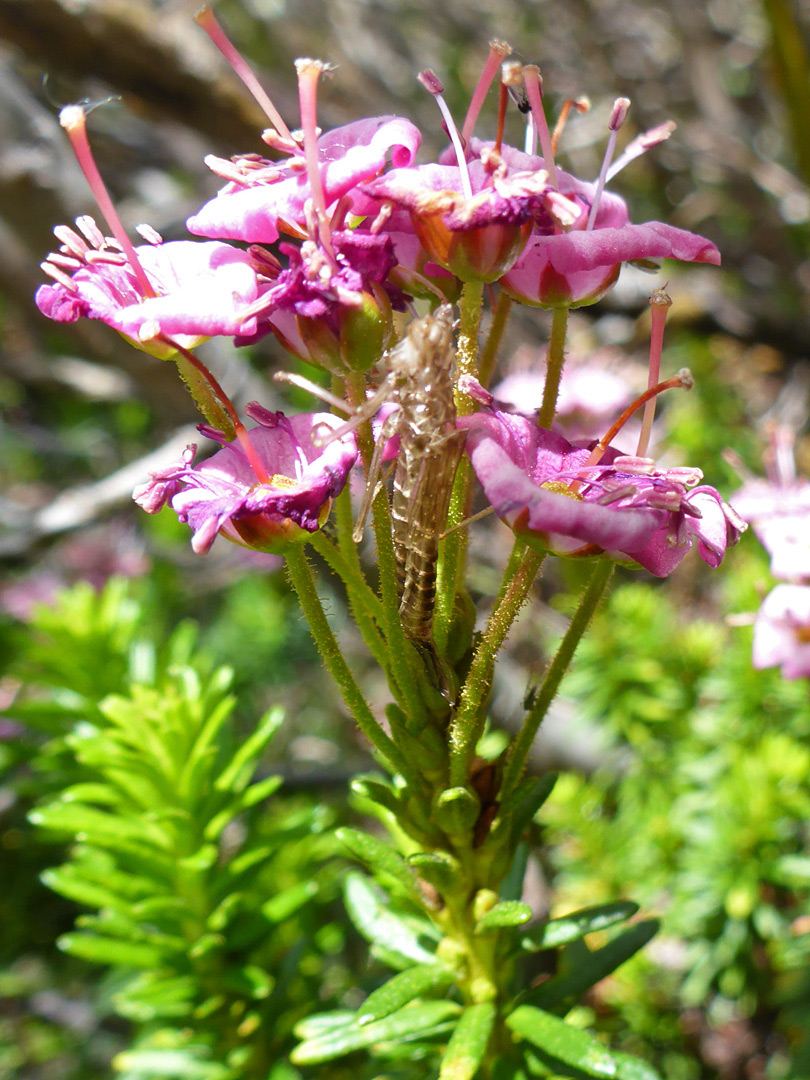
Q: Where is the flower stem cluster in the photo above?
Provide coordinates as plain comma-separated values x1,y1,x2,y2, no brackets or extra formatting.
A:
36,16,744,1074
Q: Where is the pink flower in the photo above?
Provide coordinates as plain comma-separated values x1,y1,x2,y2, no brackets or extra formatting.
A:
36,218,261,356
733,429,810,581
437,140,717,308
362,153,554,282
458,378,744,576
187,116,421,244
241,230,403,373
133,405,357,555
753,585,810,678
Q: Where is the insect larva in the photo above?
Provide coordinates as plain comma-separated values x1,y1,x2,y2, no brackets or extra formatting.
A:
387,305,465,643
325,304,465,648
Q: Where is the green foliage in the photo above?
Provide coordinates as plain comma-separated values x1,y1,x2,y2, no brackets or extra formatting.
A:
544,570,810,1070
2,580,341,1080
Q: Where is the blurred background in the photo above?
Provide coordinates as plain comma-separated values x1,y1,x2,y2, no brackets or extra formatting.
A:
1,1,810,1078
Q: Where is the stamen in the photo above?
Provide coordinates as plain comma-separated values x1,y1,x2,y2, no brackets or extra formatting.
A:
46,252,83,270
494,79,509,156
273,370,353,415
419,69,473,200
551,96,590,155
53,224,88,257
295,58,336,259
60,106,156,298
607,120,676,183
587,97,630,230
439,505,495,539
41,261,79,291
193,6,300,150
84,249,128,266
522,66,558,186
75,215,106,249
136,223,163,245
583,368,693,472
636,287,672,456
524,112,537,156
460,39,512,144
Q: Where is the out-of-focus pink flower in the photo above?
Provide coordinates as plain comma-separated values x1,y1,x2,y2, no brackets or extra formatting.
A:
36,218,260,356
133,405,357,555
733,428,810,581
753,584,810,678
187,117,421,244
458,377,744,576
492,350,637,444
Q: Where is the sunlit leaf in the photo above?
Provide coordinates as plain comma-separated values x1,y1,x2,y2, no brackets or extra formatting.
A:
506,1005,616,1078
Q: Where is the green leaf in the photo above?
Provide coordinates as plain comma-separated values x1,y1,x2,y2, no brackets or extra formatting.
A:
350,775,403,817
291,1001,461,1065
41,866,128,913
213,707,284,794
344,873,439,966
358,964,455,1025
113,1047,233,1080
525,920,659,1009
492,1054,529,1080
30,801,171,850
506,1005,616,1078
113,972,197,1021
439,1001,496,1080
408,851,461,893
294,1010,358,1040
261,880,319,923
522,902,640,951
58,932,164,968
433,787,480,834
204,775,283,841
501,774,557,837
336,827,421,903
221,964,275,1000
772,854,810,886
476,900,533,934
613,1050,664,1080
500,842,530,902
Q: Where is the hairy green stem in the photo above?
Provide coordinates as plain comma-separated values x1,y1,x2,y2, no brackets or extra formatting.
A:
537,306,569,429
307,530,389,670
478,291,513,389
455,279,485,400
434,283,485,651
501,559,614,799
284,545,417,785
448,547,545,787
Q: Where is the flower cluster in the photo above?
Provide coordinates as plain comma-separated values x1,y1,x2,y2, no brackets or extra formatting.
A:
734,427,810,678
35,21,735,569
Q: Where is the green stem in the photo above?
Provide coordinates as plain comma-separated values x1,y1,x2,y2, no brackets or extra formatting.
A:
432,458,471,656
537,306,569,429
434,282,485,651
448,547,545,787
501,559,614,799
478,291,513,389
307,530,388,669
455,279,485,396
284,544,417,785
